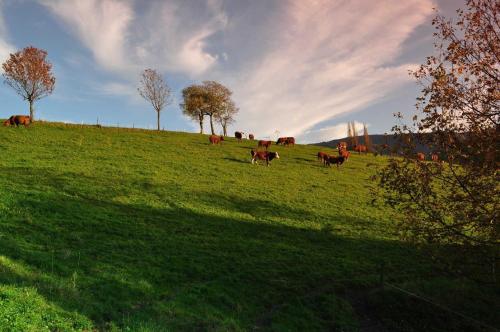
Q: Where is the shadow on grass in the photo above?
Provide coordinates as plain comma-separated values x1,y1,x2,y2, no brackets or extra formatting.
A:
223,157,249,164
0,166,497,331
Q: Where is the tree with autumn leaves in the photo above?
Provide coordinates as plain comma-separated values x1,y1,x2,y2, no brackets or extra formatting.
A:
2,46,55,121
378,0,498,278
180,81,238,136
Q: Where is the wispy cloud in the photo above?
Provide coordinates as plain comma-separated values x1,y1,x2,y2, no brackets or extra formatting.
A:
298,121,366,144
0,0,14,65
38,0,433,140
229,0,433,139
40,0,227,76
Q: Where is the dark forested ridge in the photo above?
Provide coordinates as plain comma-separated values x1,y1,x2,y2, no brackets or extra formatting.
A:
313,134,433,154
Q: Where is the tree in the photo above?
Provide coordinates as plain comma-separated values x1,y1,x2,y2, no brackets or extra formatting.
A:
349,122,359,147
2,46,55,121
137,69,172,131
202,81,232,135
378,0,499,277
216,99,238,136
180,84,207,134
347,123,353,147
363,123,372,152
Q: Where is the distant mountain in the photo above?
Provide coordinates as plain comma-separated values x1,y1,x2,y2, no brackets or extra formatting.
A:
313,134,397,149
313,134,434,154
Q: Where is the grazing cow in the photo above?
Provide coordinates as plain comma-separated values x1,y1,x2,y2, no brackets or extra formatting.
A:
3,115,30,127
353,144,367,154
325,155,345,168
284,137,295,146
276,137,288,145
235,131,244,142
209,135,224,144
317,151,329,164
416,152,425,161
431,153,439,162
258,140,272,150
251,149,280,166
339,149,350,161
249,134,254,140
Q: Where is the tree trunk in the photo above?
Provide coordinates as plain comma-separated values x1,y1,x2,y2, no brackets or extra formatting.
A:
29,101,34,122
222,124,227,136
199,114,204,134
209,114,215,135
157,110,160,131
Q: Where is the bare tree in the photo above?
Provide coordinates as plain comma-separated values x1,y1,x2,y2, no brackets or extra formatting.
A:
363,123,372,152
216,99,238,136
378,0,499,278
347,121,358,147
138,69,172,131
180,84,207,134
2,46,55,121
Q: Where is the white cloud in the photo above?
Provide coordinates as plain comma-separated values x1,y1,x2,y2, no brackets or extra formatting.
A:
228,0,434,140
38,0,434,140
298,121,366,144
40,0,227,76
0,0,14,65
40,0,133,72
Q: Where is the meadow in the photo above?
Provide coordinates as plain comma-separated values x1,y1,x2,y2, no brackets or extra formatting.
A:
0,122,497,331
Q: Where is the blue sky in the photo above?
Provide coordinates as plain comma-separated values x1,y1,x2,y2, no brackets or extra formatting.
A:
0,0,463,142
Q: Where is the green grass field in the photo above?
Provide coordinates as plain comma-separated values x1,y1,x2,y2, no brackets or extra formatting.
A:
0,122,497,331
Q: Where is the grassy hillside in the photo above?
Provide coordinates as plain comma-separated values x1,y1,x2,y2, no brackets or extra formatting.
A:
0,122,497,331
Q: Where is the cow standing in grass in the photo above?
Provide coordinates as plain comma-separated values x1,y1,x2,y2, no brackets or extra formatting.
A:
317,152,329,164
339,149,350,161
353,144,367,154
325,155,345,168
209,135,224,144
258,140,272,150
249,134,254,140
276,137,287,145
251,149,279,166
284,137,295,146
337,142,348,151
416,153,425,161
235,131,243,142
3,115,30,127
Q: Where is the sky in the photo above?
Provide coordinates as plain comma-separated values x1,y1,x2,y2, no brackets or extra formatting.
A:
0,0,464,143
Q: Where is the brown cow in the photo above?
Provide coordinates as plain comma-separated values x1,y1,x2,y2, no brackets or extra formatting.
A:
416,152,425,161
235,131,244,142
431,153,439,162
251,149,279,166
339,149,350,161
276,137,287,145
248,134,254,140
353,144,367,154
209,135,224,144
258,140,272,150
284,137,295,146
325,155,345,168
317,151,329,164
337,141,348,151
3,115,30,127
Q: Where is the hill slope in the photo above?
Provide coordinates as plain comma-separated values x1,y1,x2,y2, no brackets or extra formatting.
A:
0,122,497,331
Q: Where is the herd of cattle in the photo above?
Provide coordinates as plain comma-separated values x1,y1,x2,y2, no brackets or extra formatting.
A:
209,131,441,167
209,131,357,167
3,116,438,165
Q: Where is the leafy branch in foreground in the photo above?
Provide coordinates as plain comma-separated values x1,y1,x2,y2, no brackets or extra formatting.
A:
377,0,499,278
